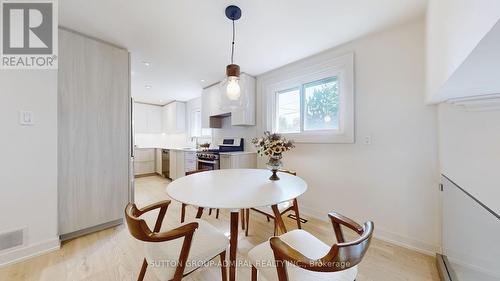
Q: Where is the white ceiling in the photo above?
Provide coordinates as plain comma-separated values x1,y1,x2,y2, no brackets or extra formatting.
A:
59,0,426,105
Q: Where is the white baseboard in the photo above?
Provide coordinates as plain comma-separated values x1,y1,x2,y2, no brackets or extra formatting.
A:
299,205,440,256
0,237,60,268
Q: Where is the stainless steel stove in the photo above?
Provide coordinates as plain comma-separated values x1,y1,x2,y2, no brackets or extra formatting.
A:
196,138,244,170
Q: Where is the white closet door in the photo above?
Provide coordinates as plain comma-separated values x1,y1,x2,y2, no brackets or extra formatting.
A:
58,29,130,236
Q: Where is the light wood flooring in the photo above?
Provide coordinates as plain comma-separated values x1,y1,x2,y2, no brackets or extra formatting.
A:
0,175,440,281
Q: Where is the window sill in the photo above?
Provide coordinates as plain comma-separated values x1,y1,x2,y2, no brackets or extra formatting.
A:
281,131,354,144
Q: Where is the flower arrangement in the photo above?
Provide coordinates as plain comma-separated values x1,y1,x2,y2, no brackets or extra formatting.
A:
252,131,295,180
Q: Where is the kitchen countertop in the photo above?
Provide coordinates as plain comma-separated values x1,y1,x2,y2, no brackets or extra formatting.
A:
219,151,257,155
134,146,197,152
134,146,257,155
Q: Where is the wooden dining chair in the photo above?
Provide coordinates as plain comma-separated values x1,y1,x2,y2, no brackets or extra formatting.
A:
125,200,228,281
245,170,301,236
248,212,374,281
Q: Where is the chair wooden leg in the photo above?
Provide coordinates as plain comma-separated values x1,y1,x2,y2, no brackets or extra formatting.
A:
245,209,250,236
209,208,213,215
240,209,245,230
220,251,227,281
251,266,258,281
181,203,186,223
196,207,204,219
273,222,277,236
292,198,302,229
137,258,148,281
266,216,270,222
216,208,220,219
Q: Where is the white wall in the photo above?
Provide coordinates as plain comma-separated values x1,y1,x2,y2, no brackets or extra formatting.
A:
256,20,441,254
426,0,500,102
0,70,60,265
438,104,500,214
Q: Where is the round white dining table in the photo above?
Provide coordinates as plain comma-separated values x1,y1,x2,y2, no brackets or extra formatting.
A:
166,168,308,281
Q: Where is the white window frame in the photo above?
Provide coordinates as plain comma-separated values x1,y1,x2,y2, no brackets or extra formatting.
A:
264,53,354,143
190,109,211,138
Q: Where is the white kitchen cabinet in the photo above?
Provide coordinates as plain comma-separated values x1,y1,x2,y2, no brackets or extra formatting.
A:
201,84,222,128
134,148,156,176
148,106,163,133
220,153,257,169
155,148,162,175
184,151,197,173
169,150,197,180
134,102,162,133
162,101,186,133
201,73,256,128
134,103,148,133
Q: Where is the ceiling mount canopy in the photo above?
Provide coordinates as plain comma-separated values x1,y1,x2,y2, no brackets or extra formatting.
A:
225,5,242,21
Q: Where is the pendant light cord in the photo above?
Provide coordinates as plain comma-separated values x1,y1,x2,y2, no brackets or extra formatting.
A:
231,20,235,64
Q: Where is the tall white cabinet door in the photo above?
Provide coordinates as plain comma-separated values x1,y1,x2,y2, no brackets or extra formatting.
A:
58,29,130,237
133,103,148,133
148,105,163,133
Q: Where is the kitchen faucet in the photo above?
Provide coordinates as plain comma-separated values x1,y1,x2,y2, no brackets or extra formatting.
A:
191,136,199,149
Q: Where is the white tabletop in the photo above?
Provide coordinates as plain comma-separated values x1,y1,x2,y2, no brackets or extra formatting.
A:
166,169,308,210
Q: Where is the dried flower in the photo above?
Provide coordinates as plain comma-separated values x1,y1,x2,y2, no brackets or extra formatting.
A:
252,131,295,157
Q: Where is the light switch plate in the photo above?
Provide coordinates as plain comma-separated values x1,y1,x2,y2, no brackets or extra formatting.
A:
19,111,34,126
363,135,372,145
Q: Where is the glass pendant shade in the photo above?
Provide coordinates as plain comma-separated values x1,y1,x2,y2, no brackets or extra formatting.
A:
226,76,241,100
220,64,245,110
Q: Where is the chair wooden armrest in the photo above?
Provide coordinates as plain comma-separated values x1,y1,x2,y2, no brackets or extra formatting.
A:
149,222,199,242
131,200,171,232
328,212,363,243
135,200,171,215
125,202,199,241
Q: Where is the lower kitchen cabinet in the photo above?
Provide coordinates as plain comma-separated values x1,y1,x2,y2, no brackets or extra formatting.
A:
134,148,156,176
220,153,257,169
184,151,197,173
169,150,197,180
155,148,162,175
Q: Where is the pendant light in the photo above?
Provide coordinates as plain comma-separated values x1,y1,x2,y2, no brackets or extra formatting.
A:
221,5,244,109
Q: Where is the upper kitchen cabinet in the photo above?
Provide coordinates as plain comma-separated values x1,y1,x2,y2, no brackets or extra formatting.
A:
134,102,163,133
201,73,256,128
162,101,186,133
426,0,500,104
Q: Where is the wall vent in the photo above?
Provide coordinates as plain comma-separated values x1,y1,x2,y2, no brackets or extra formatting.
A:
0,229,24,252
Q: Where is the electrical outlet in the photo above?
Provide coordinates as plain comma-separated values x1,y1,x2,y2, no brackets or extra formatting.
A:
19,111,34,126
363,135,372,145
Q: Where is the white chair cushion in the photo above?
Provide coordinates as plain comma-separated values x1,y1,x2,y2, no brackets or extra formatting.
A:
247,230,358,281
254,201,293,216
144,219,228,281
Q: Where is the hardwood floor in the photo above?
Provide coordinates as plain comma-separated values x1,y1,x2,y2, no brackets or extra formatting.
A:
0,176,440,281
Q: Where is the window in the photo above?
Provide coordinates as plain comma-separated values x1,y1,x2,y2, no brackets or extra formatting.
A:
265,53,354,143
277,88,301,133
191,110,211,137
276,77,340,134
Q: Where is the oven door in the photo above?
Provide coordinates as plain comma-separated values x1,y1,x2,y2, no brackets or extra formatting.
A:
197,159,219,170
